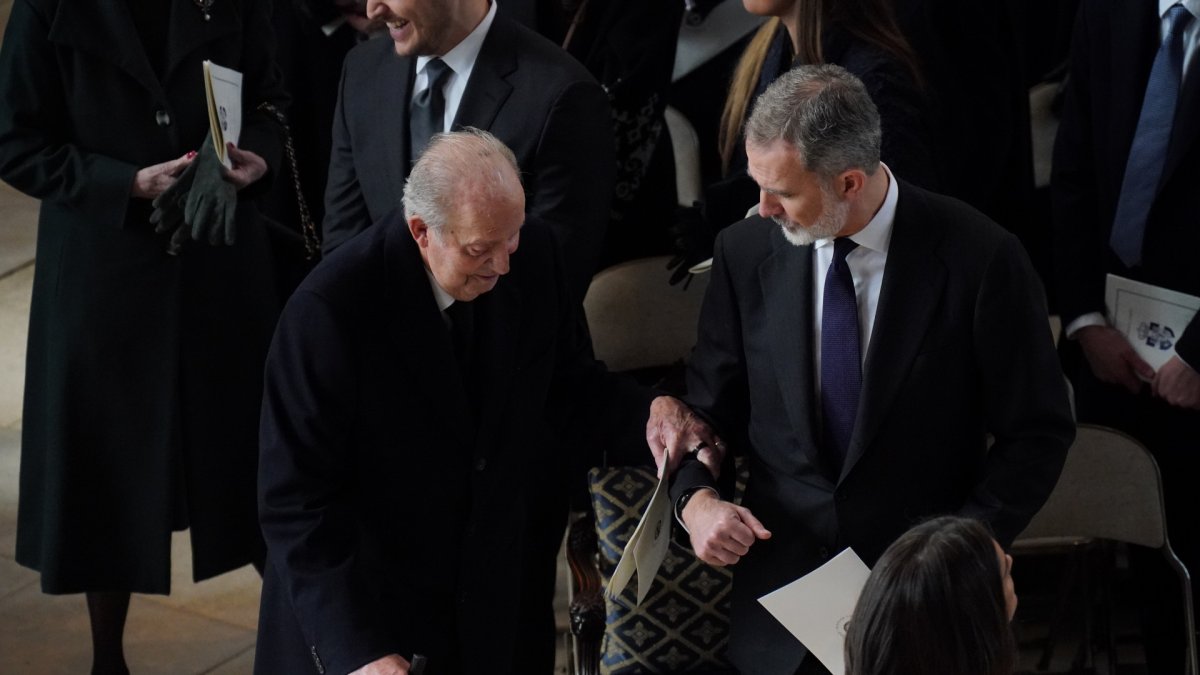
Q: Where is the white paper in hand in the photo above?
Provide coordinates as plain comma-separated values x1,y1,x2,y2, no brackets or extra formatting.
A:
1106,274,1200,372
758,548,871,675
607,451,674,606
202,60,243,169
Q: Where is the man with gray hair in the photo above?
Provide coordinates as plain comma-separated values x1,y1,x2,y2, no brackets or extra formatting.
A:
645,65,1073,674
256,129,651,675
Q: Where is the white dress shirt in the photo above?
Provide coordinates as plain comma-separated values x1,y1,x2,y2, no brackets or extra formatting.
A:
812,163,898,397
412,0,498,133
424,267,456,327
1167,0,1200,78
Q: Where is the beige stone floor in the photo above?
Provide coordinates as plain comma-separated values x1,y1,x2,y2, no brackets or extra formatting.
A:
2,166,271,671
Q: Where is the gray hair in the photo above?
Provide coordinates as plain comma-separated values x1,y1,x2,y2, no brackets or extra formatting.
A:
402,127,522,233
744,64,882,178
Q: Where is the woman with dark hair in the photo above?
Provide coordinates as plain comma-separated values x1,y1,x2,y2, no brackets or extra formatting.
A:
844,516,1019,675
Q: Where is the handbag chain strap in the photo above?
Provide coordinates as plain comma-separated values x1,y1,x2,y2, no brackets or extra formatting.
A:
257,101,321,261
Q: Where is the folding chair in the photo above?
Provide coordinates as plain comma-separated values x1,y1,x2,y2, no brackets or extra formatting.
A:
1014,423,1197,674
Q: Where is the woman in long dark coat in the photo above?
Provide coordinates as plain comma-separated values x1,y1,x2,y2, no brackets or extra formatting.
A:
0,1,285,671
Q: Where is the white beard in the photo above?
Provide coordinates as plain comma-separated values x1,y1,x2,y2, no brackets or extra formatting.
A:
776,186,851,246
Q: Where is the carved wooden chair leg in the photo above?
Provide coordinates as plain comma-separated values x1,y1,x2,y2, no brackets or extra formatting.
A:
568,512,605,675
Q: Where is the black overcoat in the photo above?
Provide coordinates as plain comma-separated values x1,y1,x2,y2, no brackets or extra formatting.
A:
255,215,652,675
0,0,286,593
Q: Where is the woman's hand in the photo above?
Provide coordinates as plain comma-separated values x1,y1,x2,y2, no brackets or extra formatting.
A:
223,143,268,190
131,152,195,200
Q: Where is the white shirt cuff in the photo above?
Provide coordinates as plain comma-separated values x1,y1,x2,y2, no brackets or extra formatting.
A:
1064,312,1107,340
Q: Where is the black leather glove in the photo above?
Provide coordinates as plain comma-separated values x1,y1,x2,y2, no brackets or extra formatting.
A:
185,132,238,246
666,201,716,286
150,159,197,255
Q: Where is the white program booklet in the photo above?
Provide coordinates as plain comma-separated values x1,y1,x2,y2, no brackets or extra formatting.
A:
607,451,674,606
758,548,871,675
203,60,243,169
1105,274,1200,372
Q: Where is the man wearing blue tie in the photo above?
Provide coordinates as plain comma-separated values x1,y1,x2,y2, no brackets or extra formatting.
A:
1053,0,1200,670
645,65,1074,675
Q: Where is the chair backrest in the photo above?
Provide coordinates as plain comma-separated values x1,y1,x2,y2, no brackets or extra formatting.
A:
588,466,736,673
664,106,702,208
1017,424,1164,549
1016,423,1197,675
584,256,709,373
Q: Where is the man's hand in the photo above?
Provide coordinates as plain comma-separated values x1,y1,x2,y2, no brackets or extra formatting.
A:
646,396,725,478
224,143,268,190
349,654,411,675
1077,325,1153,394
1152,355,1200,410
681,490,771,567
132,153,195,200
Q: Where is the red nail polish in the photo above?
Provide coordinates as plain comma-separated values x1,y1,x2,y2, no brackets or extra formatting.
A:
186,151,197,159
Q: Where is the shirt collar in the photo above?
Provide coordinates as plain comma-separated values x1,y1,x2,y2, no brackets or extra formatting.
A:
814,162,898,254
416,0,497,79
424,266,456,313
1160,0,1200,20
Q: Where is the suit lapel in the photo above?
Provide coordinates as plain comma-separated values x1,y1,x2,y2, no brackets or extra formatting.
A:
452,18,516,131
376,55,416,207
383,220,475,451
840,184,946,483
1108,2,1161,187
758,233,826,476
1165,36,1200,184
48,0,160,93
471,278,520,451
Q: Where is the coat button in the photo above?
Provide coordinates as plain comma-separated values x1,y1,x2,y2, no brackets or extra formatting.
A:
474,457,487,471
819,547,830,560
155,110,171,127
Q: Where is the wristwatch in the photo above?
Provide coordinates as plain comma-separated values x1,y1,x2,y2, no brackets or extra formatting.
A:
674,486,719,528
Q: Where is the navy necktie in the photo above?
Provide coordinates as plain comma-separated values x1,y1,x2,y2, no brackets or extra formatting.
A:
1110,4,1194,267
821,237,861,475
409,58,453,165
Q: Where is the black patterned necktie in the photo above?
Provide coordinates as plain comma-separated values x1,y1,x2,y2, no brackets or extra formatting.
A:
821,237,861,476
409,58,453,165
1110,4,1194,267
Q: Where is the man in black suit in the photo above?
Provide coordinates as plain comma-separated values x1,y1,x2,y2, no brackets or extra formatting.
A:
646,65,1074,675
1052,1,1200,668
322,0,614,300
256,130,649,675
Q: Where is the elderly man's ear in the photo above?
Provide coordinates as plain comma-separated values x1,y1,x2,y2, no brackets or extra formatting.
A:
409,215,432,248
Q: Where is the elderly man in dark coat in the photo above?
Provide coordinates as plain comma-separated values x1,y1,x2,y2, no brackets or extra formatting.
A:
256,129,652,675
0,0,285,671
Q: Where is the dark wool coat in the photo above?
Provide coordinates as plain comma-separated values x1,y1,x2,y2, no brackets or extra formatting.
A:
255,215,652,675
0,0,285,593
